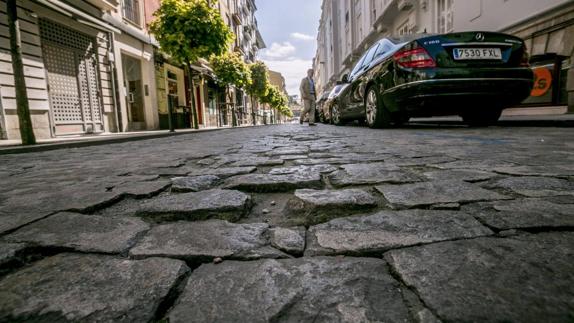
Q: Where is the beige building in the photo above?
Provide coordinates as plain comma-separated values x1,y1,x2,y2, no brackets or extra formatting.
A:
313,0,574,111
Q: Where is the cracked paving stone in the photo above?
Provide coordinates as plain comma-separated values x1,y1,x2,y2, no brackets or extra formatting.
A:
114,180,171,198
329,163,421,187
385,232,574,322
472,199,574,230
265,147,309,156
305,210,493,256
171,175,220,192
0,253,189,322
269,227,306,255
286,189,378,225
485,176,574,197
167,257,411,323
423,169,497,182
376,180,510,209
130,220,288,262
224,173,322,192
230,157,284,167
0,243,27,267
430,159,517,171
188,166,257,178
4,212,150,254
269,164,338,175
492,165,574,178
137,189,251,222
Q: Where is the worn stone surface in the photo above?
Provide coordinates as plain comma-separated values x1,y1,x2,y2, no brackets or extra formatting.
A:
224,173,322,192
376,180,510,209
171,175,220,192
306,210,493,256
493,165,574,178
0,243,27,267
269,227,306,255
113,180,171,198
130,220,287,261
471,199,574,230
329,163,421,187
268,164,338,175
137,189,251,222
422,169,497,182
189,166,257,178
168,257,411,323
385,233,574,322
486,176,574,197
0,253,189,322
5,212,149,254
230,157,284,167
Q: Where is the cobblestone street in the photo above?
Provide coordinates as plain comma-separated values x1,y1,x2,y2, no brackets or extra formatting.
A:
1,123,573,322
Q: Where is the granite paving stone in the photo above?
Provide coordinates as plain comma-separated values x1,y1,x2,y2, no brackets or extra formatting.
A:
268,164,338,175
171,175,221,192
130,220,288,261
224,173,322,192
329,163,421,187
0,253,189,322
385,233,574,322
485,176,574,197
137,189,251,222
422,169,498,182
0,243,27,267
188,166,257,178
114,180,171,198
5,212,150,254
376,180,511,209
305,210,493,256
471,199,574,230
269,227,306,255
167,257,411,323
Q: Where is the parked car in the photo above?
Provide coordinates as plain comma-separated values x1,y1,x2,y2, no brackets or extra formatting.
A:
322,84,349,125
331,32,534,127
316,92,330,123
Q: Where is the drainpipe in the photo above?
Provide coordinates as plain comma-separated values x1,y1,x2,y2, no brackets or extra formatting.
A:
109,31,123,132
0,86,7,139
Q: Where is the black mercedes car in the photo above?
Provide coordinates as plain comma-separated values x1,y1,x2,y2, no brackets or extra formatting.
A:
329,32,534,127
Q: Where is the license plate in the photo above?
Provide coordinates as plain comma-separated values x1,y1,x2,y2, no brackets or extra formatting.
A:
453,48,502,60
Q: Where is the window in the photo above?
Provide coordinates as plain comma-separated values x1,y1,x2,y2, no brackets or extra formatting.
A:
437,0,454,33
350,43,379,78
397,19,411,36
374,40,392,59
361,44,380,68
123,0,141,25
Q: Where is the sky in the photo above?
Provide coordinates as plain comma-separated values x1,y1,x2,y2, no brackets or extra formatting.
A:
255,0,322,96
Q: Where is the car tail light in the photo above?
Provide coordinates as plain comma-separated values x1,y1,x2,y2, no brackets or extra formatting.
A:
520,45,530,67
394,47,436,68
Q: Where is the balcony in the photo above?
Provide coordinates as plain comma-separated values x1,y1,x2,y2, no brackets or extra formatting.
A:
232,12,242,25
85,0,118,11
397,0,415,11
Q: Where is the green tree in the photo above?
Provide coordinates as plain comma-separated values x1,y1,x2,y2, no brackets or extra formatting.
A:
262,85,292,121
150,0,233,130
210,52,251,126
245,61,270,125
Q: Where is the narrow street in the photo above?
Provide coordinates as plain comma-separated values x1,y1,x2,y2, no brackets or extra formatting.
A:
1,123,573,321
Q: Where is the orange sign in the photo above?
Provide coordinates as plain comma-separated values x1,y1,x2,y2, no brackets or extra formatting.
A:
531,67,552,97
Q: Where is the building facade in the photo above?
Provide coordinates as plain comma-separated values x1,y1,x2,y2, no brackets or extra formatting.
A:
313,0,574,111
1,0,266,141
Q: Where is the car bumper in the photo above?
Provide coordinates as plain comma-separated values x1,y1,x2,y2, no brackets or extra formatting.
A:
382,77,534,117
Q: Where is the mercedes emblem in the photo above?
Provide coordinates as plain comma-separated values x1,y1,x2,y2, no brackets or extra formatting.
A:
475,33,485,41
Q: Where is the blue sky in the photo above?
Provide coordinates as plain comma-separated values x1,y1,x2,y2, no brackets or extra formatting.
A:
256,0,322,96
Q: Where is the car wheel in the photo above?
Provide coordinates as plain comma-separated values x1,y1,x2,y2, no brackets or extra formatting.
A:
365,86,391,129
331,104,343,126
462,109,502,127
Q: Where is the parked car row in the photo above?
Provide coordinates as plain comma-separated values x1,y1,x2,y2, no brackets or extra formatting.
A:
316,31,534,127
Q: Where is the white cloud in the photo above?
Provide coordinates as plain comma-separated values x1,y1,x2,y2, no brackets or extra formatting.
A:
290,32,315,41
262,58,313,96
260,42,296,60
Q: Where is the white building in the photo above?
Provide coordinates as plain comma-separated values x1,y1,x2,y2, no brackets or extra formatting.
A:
313,0,574,111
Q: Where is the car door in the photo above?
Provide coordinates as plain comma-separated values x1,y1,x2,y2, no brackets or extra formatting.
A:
348,43,380,118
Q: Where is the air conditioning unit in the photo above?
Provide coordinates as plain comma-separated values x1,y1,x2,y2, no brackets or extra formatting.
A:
397,0,415,11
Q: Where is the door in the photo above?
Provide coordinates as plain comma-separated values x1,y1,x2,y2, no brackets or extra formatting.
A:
122,54,146,130
40,19,104,135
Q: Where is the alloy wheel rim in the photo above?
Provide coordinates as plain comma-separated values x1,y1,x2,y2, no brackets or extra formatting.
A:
332,105,340,124
366,90,377,126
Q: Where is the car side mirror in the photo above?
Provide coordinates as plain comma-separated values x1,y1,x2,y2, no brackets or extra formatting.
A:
341,74,349,83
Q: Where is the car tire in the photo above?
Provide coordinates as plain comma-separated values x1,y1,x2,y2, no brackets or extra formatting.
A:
365,85,391,129
462,109,502,127
331,104,343,126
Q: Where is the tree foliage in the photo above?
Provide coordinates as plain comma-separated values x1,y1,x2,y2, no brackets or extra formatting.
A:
263,85,292,117
149,0,233,64
246,61,270,99
210,52,251,89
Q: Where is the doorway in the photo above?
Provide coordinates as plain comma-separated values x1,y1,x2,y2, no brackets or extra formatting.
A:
122,54,146,130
